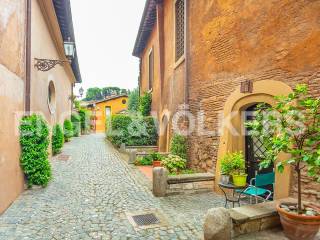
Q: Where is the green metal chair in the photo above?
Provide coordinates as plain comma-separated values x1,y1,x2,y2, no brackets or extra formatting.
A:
241,172,275,203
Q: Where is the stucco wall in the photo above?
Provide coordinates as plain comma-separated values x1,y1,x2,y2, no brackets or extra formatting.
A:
188,0,320,201
0,0,26,213
31,1,73,127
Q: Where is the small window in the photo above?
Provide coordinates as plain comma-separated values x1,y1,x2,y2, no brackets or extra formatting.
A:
122,99,127,104
148,48,154,90
175,0,185,62
48,81,56,114
105,106,111,118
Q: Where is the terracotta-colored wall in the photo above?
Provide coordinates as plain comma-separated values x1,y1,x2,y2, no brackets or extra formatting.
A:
31,1,73,127
140,0,186,151
188,0,320,201
94,97,128,133
0,0,26,213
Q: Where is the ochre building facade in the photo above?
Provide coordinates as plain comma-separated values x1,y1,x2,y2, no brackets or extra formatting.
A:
133,0,320,202
0,0,81,213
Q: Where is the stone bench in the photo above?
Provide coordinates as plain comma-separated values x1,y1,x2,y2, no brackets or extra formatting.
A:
153,167,215,197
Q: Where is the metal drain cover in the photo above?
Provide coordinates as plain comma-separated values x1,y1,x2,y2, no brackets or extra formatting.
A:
132,213,160,226
126,210,167,230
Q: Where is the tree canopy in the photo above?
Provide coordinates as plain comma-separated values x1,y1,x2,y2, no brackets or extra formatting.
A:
84,87,129,101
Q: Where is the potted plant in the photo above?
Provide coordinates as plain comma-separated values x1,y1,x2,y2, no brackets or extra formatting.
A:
229,152,247,187
220,153,233,184
150,152,163,168
246,84,320,240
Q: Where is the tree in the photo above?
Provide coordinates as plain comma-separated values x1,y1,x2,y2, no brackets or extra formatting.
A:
128,88,139,112
246,84,320,213
139,92,152,116
85,87,103,101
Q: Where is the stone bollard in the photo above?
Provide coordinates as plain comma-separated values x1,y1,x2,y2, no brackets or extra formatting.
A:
128,150,137,164
204,208,232,240
120,143,126,153
153,167,168,197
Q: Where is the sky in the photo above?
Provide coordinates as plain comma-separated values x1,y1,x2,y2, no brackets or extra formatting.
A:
70,0,146,95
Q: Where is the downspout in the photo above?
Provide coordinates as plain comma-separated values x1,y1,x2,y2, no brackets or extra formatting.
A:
184,0,190,107
25,0,32,114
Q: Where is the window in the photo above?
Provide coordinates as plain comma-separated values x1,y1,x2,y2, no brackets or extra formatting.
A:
48,81,56,114
122,99,127,104
105,106,111,118
148,48,154,90
175,0,185,62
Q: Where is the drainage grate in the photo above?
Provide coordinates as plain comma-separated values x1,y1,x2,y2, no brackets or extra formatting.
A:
57,154,71,161
131,213,160,226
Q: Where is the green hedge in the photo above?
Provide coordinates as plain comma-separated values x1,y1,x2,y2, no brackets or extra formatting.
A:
78,108,91,134
19,114,52,187
52,124,64,155
71,113,81,137
170,134,188,160
63,119,73,142
139,92,152,116
106,114,158,147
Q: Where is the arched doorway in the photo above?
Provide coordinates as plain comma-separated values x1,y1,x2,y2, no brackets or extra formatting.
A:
244,104,273,183
215,80,293,199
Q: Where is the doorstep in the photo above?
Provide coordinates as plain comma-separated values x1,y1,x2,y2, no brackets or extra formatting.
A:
229,198,296,237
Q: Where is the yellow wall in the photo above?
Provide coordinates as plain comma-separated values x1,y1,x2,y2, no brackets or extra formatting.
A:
94,97,128,133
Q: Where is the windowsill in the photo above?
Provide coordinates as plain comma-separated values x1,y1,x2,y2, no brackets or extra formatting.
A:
174,55,185,69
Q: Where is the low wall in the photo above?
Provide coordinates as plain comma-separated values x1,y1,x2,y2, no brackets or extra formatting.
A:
153,168,215,196
125,145,158,153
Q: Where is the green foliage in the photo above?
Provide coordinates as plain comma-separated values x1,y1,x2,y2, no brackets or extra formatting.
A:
106,114,158,147
135,156,153,166
223,152,246,175
170,134,188,160
128,88,140,112
85,87,103,101
63,119,73,142
85,87,129,101
162,154,187,173
149,152,164,161
139,92,152,116
169,169,196,176
52,124,64,155
19,114,52,187
78,108,91,134
246,84,320,212
71,113,81,137
74,100,80,110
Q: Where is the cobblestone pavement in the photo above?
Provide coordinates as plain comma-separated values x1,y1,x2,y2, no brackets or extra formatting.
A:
0,134,226,240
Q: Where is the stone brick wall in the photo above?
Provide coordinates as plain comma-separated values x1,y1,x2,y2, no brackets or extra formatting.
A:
188,0,320,201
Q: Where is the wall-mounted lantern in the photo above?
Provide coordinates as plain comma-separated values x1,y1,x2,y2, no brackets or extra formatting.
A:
79,87,84,98
34,37,75,72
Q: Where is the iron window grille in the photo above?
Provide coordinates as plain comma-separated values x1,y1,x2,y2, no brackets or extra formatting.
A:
175,0,185,62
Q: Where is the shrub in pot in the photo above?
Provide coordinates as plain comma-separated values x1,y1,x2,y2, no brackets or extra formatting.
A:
220,153,234,184
229,152,247,187
246,84,320,240
150,152,164,168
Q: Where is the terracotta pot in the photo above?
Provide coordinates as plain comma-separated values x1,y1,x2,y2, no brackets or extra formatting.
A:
277,204,320,240
153,161,162,168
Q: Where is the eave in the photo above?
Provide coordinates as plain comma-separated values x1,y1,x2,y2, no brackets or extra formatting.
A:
132,0,163,58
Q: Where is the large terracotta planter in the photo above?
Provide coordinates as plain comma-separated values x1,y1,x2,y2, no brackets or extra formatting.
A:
277,204,320,240
153,161,162,168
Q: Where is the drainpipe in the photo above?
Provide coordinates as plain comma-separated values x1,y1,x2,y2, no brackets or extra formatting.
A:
25,0,32,114
184,0,190,107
